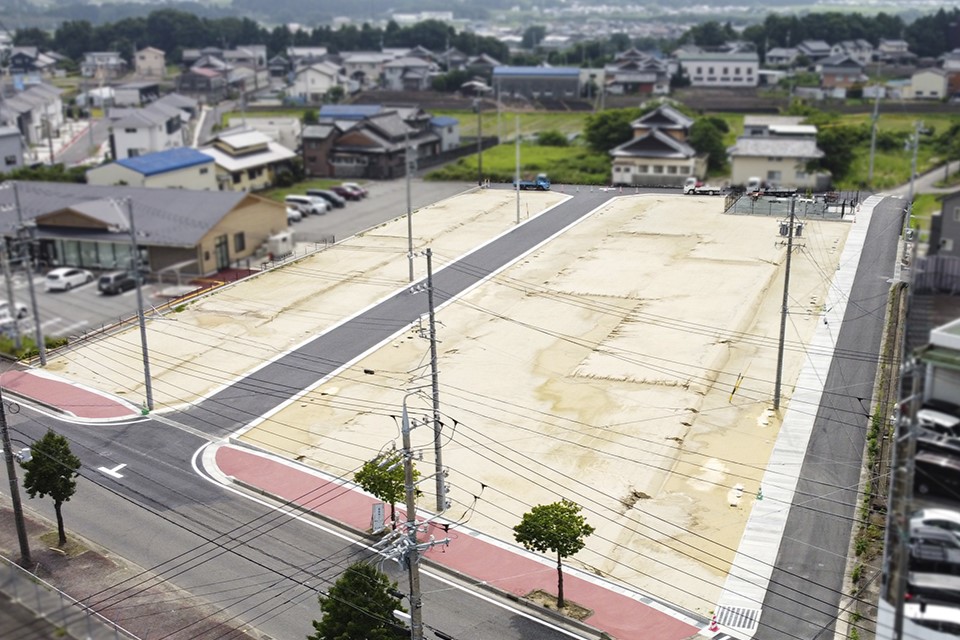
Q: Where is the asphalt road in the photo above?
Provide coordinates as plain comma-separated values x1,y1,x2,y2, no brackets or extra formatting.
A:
757,195,902,639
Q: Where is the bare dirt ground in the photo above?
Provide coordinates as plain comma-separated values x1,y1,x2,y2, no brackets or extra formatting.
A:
42,188,851,617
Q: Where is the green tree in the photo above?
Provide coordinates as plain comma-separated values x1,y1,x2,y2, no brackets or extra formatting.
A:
536,130,568,147
324,86,345,104
303,109,318,125
20,430,81,546
522,26,546,50
54,20,95,62
688,119,728,173
583,108,642,153
513,499,594,609
354,452,418,527
814,124,869,182
308,561,406,640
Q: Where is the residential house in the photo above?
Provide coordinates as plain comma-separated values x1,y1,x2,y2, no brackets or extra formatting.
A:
342,52,394,88
609,104,706,187
181,47,223,67
201,127,297,191
224,45,267,68
0,126,24,174
465,53,502,82
154,93,200,120
108,102,185,160
430,116,460,152
796,40,833,63
226,117,302,152
383,57,438,91
818,55,865,90
832,40,874,66
290,62,344,103
0,181,287,276
135,47,166,77
1,84,64,146
8,47,60,77
603,50,670,95
928,191,960,257
492,66,581,100
81,52,127,79
765,47,799,67
86,147,217,190
727,115,826,189
674,47,759,87
113,82,161,107
877,39,915,64
177,67,228,103
908,68,949,99
438,47,468,71
287,47,330,69
268,55,291,78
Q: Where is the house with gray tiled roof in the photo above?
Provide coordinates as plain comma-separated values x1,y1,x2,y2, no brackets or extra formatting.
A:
765,47,799,67
609,104,706,187
108,101,185,160
817,54,865,90
383,57,438,91
728,115,827,189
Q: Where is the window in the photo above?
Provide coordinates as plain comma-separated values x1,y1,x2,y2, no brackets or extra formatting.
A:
234,232,246,253
954,206,960,222
768,156,783,162
747,68,753,75
942,238,955,252
232,172,242,184
4,155,16,166
708,67,714,75
653,165,664,174
723,67,729,75
696,66,702,75
767,170,782,181
128,149,140,158
199,167,209,175
125,128,137,133
680,166,690,175
735,67,741,75
637,164,648,173
667,166,677,174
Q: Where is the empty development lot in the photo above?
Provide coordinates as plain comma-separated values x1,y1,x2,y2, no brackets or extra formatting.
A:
47,187,851,615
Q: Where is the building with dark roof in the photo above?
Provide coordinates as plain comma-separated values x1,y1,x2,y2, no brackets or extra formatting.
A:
609,104,706,187
86,147,216,189
0,181,286,276
492,66,581,100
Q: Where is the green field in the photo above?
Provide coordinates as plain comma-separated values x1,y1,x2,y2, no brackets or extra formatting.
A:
428,142,611,185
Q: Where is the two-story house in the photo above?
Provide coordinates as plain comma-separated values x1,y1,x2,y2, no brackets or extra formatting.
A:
674,46,759,87
796,40,833,63
818,55,865,90
0,126,24,174
135,47,166,77
877,39,915,64
609,104,706,187
603,49,670,95
81,52,127,79
727,115,827,189
908,68,949,100
290,62,344,103
177,67,228,103
86,146,217,189
342,52,394,89
765,47,799,68
831,40,874,67
201,127,297,191
1,83,64,147
383,57,437,91
108,102,185,160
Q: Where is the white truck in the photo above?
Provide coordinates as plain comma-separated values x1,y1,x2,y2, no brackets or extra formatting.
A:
683,176,724,195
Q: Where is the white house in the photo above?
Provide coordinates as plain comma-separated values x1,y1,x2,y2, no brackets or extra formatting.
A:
342,52,394,88
226,116,302,152
383,57,436,91
135,47,166,77
1,83,64,146
728,116,826,189
674,48,759,87
430,116,460,152
290,62,344,103
0,126,23,174
908,68,948,100
765,47,798,67
81,51,127,78
109,102,185,160
86,146,217,189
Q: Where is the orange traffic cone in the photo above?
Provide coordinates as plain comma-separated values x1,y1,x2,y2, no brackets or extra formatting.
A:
709,613,719,632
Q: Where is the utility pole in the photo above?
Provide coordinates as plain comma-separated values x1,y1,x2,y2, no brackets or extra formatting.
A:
12,183,45,366
424,249,446,512
773,198,796,411
400,403,424,640
474,99,483,186
515,116,521,225
405,131,414,283
1,243,22,350
126,198,153,411
867,87,881,186
0,386,31,566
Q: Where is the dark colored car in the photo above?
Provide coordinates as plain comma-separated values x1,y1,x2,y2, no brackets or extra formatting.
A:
306,189,346,208
915,450,960,498
331,185,362,201
98,271,137,295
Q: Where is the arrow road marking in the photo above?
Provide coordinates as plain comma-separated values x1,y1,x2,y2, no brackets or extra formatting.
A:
98,463,127,479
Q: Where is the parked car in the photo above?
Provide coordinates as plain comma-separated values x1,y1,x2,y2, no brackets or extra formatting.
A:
912,526,960,551
917,432,960,459
918,405,960,438
0,300,29,320
910,539,960,575
908,571,960,606
341,182,368,198
285,195,325,215
44,267,94,292
306,195,331,213
306,189,346,208
98,271,137,295
915,451,960,497
331,185,362,201
903,601,960,634
287,207,303,223
912,509,960,543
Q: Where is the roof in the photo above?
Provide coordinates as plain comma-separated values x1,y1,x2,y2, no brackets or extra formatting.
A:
431,116,458,127
0,181,251,248
138,47,165,55
302,124,337,139
766,47,798,57
215,129,272,149
0,126,19,138
728,137,824,159
610,128,697,159
115,147,214,176
201,140,296,172
632,104,693,130
319,104,384,120
744,116,805,127
384,57,432,69
675,50,759,62
492,66,580,78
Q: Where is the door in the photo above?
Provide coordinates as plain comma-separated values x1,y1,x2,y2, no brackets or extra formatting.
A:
214,234,229,271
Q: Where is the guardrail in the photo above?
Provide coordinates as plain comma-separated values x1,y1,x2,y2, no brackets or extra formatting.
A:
0,554,140,639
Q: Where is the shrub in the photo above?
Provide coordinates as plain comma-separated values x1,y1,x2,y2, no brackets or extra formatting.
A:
536,130,568,147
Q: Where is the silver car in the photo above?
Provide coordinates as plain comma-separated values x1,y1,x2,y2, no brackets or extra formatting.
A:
45,267,94,292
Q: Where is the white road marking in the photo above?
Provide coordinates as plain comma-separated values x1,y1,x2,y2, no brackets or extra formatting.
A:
98,463,127,478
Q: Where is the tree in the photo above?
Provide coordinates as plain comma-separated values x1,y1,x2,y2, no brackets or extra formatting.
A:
513,499,594,609
583,108,642,153
522,25,546,50
308,561,406,640
303,109,318,125
20,430,81,546
814,123,869,182
536,130,568,147
688,119,728,173
354,452,418,527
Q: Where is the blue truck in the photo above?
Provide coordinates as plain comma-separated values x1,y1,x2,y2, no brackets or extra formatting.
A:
515,173,551,191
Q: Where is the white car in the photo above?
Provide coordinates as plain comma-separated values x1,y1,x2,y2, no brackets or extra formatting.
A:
286,207,303,223
0,300,28,319
911,508,960,542
44,267,94,292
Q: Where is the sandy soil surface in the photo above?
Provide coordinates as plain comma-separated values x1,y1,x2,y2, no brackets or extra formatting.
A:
46,188,850,616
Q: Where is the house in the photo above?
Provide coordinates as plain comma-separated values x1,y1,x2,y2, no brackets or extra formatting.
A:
609,104,706,187
86,147,217,190
225,116,302,152
492,66,581,100
727,116,827,189
765,47,799,67
342,52,394,88
430,116,460,152
674,47,759,87
135,47,166,77
438,47,468,71
177,67,228,103
818,55,865,89
287,47,330,69
908,68,949,100
832,40,874,67
81,52,127,79
465,53,502,82
383,57,437,91
1,84,64,146
928,191,960,257
290,62,344,103
877,39,915,64
796,40,833,63
224,45,267,68
603,52,670,95
0,181,287,276
108,102,185,160
268,55,291,78
0,126,23,174
201,127,297,191
154,93,200,120
113,82,161,107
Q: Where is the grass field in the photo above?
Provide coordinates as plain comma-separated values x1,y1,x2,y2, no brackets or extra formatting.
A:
427,142,611,185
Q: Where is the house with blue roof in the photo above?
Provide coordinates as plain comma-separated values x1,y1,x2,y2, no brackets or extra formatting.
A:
492,66,581,101
430,116,459,152
86,147,217,190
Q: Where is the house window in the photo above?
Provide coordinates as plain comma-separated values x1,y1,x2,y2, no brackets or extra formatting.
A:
679,166,690,175
943,238,955,252
723,67,729,75
125,128,137,133
232,172,242,184
637,164,648,173
747,68,753,75
696,66,702,75
200,167,209,175
767,170,782,181
768,157,783,162
953,206,960,222
708,67,714,75
234,232,246,253
735,67,741,75
667,166,677,174
4,155,16,166
653,165,664,174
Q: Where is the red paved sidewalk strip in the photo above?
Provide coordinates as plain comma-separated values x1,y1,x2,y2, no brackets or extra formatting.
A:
0,370,139,420
216,445,702,640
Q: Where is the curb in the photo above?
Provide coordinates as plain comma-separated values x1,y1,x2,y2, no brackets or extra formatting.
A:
219,445,607,640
